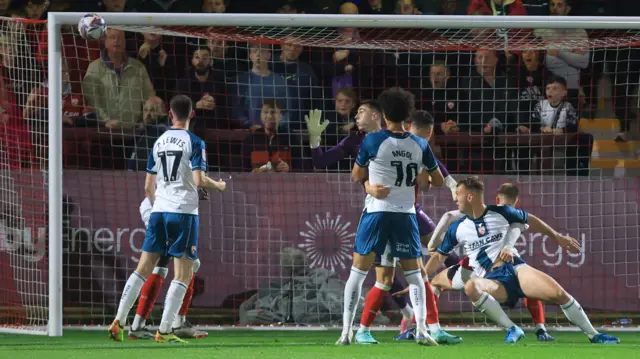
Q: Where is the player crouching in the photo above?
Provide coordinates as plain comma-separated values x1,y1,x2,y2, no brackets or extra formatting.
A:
128,195,208,340
436,177,619,344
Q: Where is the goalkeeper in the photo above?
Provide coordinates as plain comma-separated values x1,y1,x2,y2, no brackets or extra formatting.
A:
306,106,459,341
128,190,209,340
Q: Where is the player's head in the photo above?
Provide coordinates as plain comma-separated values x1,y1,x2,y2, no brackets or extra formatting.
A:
169,94,194,127
496,183,520,206
408,110,435,141
261,99,284,133
355,100,382,133
455,176,484,214
377,87,415,126
546,75,568,105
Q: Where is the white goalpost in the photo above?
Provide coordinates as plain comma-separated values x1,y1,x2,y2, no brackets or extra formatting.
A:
0,11,637,336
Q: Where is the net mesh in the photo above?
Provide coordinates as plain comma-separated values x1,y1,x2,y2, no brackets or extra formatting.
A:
1,15,640,331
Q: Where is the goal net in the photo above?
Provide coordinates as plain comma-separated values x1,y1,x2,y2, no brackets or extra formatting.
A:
2,12,640,335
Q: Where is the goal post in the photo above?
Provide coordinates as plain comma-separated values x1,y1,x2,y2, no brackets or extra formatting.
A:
0,11,634,336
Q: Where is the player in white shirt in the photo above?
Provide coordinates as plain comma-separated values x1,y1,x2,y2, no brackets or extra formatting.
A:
108,95,226,343
337,88,444,346
434,176,620,344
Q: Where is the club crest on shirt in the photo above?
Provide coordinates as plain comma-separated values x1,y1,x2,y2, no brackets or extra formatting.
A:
191,246,197,255
475,222,488,237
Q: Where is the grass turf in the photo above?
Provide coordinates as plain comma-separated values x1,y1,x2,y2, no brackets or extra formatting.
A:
1,330,638,359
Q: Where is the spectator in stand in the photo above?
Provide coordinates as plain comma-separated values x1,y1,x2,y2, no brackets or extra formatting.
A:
202,0,226,12
420,0,470,15
396,0,422,14
24,0,48,19
535,0,589,109
277,0,304,13
239,99,306,172
128,96,170,171
516,49,547,112
0,63,32,169
321,87,358,151
208,39,246,83
273,36,320,130
530,75,578,135
82,28,155,129
520,0,548,15
0,0,11,16
463,49,523,172
467,0,527,16
426,62,467,136
233,43,292,130
136,33,175,102
175,46,233,129
425,62,468,171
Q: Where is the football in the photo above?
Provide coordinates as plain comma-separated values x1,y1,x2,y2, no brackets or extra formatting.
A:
78,13,107,40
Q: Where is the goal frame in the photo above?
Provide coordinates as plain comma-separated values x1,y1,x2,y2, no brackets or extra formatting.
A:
41,12,640,337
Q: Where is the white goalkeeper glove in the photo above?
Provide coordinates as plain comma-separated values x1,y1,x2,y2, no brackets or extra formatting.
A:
444,175,457,201
304,109,329,149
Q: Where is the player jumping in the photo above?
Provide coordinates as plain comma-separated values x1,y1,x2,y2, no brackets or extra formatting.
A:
127,196,207,340
108,95,226,343
337,88,443,346
358,111,462,344
395,183,554,341
432,176,620,344
307,104,460,343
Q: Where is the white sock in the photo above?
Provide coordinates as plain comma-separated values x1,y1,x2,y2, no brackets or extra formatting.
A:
172,314,186,329
342,267,367,336
400,304,414,320
131,314,145,331
428,322,441,334
158,280,188,334
404,269,428,334
357,325,369,333
432,287,441,298
535,323,547,332
153,266,169,277
561,297,598,339
114,271,146,324
473,293,516,330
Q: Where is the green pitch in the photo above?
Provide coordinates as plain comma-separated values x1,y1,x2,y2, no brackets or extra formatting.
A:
2,330,638,359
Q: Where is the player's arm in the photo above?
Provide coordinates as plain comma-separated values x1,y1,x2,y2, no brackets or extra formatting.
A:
191,139,227,192
427,210,464,252
364,179,390,199
527,213,581,252
425,221,461,277
145,146,159,204
351,134,375,183
499,223,526,262
420,141,444,187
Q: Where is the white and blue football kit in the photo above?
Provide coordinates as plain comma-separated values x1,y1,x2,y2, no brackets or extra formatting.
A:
437,205,528,307
354,130,439,260
143,129,207,260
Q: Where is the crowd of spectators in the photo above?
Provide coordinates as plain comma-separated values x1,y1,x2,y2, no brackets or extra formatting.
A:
0,0,639,176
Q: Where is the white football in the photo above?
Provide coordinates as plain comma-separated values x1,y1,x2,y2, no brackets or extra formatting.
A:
78,13,107,40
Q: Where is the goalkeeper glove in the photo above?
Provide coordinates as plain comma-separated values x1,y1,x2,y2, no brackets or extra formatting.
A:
444,175,457,201
304,109,329,149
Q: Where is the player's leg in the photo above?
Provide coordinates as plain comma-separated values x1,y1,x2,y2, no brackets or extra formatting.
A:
516,265,619,344
172,258,208,339
394,213,438,346
414,211,461,344
524,297,555,341
109,212,164,342
129,255,171,339
464,277,524,343
155,213,199,343
355,251,395,344
337,211,381,345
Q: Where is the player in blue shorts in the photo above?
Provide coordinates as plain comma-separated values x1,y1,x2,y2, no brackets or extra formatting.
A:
108,95,226,343
435,176,620,344
307,104,460,341
337,88,444,346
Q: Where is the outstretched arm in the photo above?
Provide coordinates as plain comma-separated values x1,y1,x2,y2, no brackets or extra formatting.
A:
427,210,464,252
528,214,581,252
311,132,364,168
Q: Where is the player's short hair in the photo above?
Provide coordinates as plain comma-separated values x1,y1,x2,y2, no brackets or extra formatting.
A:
409,110,434,130
457,176,484,193
497,183,519,201
262,98,284,111
361,100,382,115
377,87,415,124
169,95,193,121
547,75,568,89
